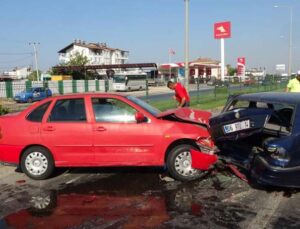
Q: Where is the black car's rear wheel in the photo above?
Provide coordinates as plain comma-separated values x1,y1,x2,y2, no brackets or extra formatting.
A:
21,146,54,180
167,144,207,181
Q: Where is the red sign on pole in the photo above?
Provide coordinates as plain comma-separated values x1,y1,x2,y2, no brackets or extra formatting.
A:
237,57,246,76
237,57,246,65
214,21,231,39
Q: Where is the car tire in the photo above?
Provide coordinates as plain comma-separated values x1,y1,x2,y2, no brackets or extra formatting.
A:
21,146,55,180
28,190,57,217
167,144,207,181
27,97,33,103
166,187,193,212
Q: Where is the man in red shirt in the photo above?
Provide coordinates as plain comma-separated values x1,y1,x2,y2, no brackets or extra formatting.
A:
167,81,190,107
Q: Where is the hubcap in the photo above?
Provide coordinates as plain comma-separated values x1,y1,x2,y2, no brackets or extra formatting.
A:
175,151,198,177
25,152,48,176
30,194,51,210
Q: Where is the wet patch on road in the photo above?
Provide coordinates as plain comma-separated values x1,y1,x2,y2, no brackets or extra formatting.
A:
0,167,299,228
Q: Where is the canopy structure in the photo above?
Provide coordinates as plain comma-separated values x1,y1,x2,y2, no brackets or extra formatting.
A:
158,58,222,83
159,62,185,69
53,63,157,73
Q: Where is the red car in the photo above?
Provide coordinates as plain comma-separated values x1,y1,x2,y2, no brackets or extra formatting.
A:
0,93,214,181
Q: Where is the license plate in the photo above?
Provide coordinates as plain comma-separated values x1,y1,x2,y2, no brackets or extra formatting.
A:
223,120,250,134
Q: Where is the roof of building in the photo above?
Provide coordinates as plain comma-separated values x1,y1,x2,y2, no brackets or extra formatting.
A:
190,57,220,65
58,40,128,53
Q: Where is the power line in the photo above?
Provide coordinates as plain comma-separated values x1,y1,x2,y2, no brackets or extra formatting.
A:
0,52,33,55
0,65,31,70
0,56,33,64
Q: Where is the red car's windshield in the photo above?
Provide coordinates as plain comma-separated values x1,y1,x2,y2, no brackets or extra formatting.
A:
127,95,161,117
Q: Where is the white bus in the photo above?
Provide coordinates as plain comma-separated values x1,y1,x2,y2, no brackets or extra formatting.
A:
112,73,147,91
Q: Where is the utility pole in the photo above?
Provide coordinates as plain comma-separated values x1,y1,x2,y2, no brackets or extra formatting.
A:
184,0,189,91
274,5,293,77
29,42,40,81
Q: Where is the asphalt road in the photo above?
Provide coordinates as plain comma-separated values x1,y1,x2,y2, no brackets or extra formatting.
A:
0,164,299,228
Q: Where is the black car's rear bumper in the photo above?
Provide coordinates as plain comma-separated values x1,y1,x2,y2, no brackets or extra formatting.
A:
251,156,300,188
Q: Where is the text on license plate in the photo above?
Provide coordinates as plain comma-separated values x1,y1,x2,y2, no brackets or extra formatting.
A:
223,120,250,134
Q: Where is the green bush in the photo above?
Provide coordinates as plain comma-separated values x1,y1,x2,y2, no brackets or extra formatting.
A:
0,105,9,115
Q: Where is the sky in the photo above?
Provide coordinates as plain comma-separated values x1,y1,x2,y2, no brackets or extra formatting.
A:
0,0,299,73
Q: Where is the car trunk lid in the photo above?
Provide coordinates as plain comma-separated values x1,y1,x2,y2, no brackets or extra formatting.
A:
209,108,273,142
157,108,211,128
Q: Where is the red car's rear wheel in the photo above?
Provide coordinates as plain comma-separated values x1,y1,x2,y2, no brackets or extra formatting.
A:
21,146,55,180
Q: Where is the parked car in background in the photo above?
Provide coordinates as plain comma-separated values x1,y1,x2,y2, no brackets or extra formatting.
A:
0,93,213,181
207,78,229,87
209,92,300,188
243,78,256,86
14,87,52,103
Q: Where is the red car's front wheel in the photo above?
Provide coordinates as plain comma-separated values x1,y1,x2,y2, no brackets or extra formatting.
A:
167,144,207,181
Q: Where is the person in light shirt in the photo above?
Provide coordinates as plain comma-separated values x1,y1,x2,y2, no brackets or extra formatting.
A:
286,70,300,92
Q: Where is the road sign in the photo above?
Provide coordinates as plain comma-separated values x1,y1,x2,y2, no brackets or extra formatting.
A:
214,21,231,39
237,57,246,65
276,64,286,71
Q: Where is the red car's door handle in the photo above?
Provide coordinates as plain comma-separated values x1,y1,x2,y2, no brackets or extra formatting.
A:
43,126,56,131
93,126,106,131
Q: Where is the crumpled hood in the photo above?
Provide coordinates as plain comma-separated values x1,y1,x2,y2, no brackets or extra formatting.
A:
157,108,212,127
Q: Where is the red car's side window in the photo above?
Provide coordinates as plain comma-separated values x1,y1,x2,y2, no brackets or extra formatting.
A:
26,102,51,122
91,98,137,123
48,98,87,122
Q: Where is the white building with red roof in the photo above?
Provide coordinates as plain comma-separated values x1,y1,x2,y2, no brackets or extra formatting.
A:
58,40,129,65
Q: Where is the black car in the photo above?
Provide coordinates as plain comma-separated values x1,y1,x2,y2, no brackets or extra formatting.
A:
209,92,300,188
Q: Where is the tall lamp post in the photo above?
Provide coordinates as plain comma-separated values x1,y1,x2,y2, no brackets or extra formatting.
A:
184,0,189,91
274,5,293,77
29,42,40,81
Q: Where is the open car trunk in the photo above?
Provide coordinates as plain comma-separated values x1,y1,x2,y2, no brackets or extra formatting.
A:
209,108,274,142
209,107,292,167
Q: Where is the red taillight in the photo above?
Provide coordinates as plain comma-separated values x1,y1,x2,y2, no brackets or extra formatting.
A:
0,127,2,139
196,137,217,154
196,137,215,148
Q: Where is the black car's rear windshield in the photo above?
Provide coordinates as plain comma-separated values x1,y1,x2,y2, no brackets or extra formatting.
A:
226,99,295,133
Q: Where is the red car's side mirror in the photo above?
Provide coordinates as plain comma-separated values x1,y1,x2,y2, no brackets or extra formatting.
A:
135,112,146,123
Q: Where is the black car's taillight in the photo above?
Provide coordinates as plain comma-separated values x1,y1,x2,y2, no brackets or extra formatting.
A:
266,145,288,161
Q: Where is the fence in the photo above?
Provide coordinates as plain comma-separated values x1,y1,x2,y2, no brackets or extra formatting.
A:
0,78,288,113
147,80,287,112
0,80,113,99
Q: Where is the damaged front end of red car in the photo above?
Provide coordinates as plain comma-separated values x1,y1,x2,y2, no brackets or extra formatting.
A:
191,137,218,170
191,137,249,182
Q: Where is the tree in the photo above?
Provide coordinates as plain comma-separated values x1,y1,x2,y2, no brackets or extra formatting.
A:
65,52,89,66
227,64,237,76
54,52,90,80
27,70,42,81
